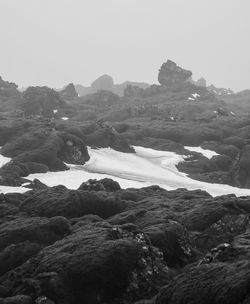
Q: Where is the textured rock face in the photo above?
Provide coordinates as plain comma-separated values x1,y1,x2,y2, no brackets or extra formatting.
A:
0,185,250,303
158,60,192,86
60,83,78,99
91,74,114,92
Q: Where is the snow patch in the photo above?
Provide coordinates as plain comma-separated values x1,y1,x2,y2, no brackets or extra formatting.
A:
0,185,29,194
0,149,11,168
27,146,250,197
184,146,219,159
192,93,200,98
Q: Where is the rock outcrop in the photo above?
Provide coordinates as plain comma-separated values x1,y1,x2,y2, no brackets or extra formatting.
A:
158,60,192,86
0,184,250,303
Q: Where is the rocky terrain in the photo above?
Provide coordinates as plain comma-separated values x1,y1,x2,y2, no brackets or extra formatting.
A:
1,60,250,303
1,182,250,304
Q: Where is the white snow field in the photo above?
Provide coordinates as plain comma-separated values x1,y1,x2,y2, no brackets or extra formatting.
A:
27,146,250,197
184,146,219,159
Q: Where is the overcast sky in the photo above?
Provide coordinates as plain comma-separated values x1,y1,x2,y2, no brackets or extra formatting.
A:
0,0,249,91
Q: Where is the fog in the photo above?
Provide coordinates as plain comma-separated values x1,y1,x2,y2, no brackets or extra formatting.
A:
0,0,249,91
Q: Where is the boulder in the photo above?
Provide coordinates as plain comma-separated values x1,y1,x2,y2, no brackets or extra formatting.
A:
2,222,170,304
78,178,121,192
158,60,192,86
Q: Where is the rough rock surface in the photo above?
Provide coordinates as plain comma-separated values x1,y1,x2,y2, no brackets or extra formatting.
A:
0,183,249,303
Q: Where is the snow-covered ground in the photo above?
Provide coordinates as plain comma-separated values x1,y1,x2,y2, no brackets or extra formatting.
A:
27,146,250,197
184,146,219,159
1,145,250,196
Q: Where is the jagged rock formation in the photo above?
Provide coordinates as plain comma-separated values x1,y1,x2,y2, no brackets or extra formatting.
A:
158,60,192,86
60,83,78,99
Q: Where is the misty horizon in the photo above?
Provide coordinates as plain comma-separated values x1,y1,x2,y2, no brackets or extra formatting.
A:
1,0,250,91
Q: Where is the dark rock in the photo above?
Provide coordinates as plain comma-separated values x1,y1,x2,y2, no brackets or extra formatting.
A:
57,132,89,165
0,216,70,251
2,222,171,304
0,241,42,276
84,120,134,153
23,179,48,190
20,187,127,218
158,60,192,86
1,128,89,173
78,178,121,192
155,261,250,304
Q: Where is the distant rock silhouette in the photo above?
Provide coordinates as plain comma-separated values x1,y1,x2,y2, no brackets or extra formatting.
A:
158,60,192,86
60,83,78,99
75,76,150,97
91,74,114,91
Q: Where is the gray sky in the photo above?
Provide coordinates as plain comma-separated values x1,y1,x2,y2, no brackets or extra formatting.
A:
0,0,249,91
